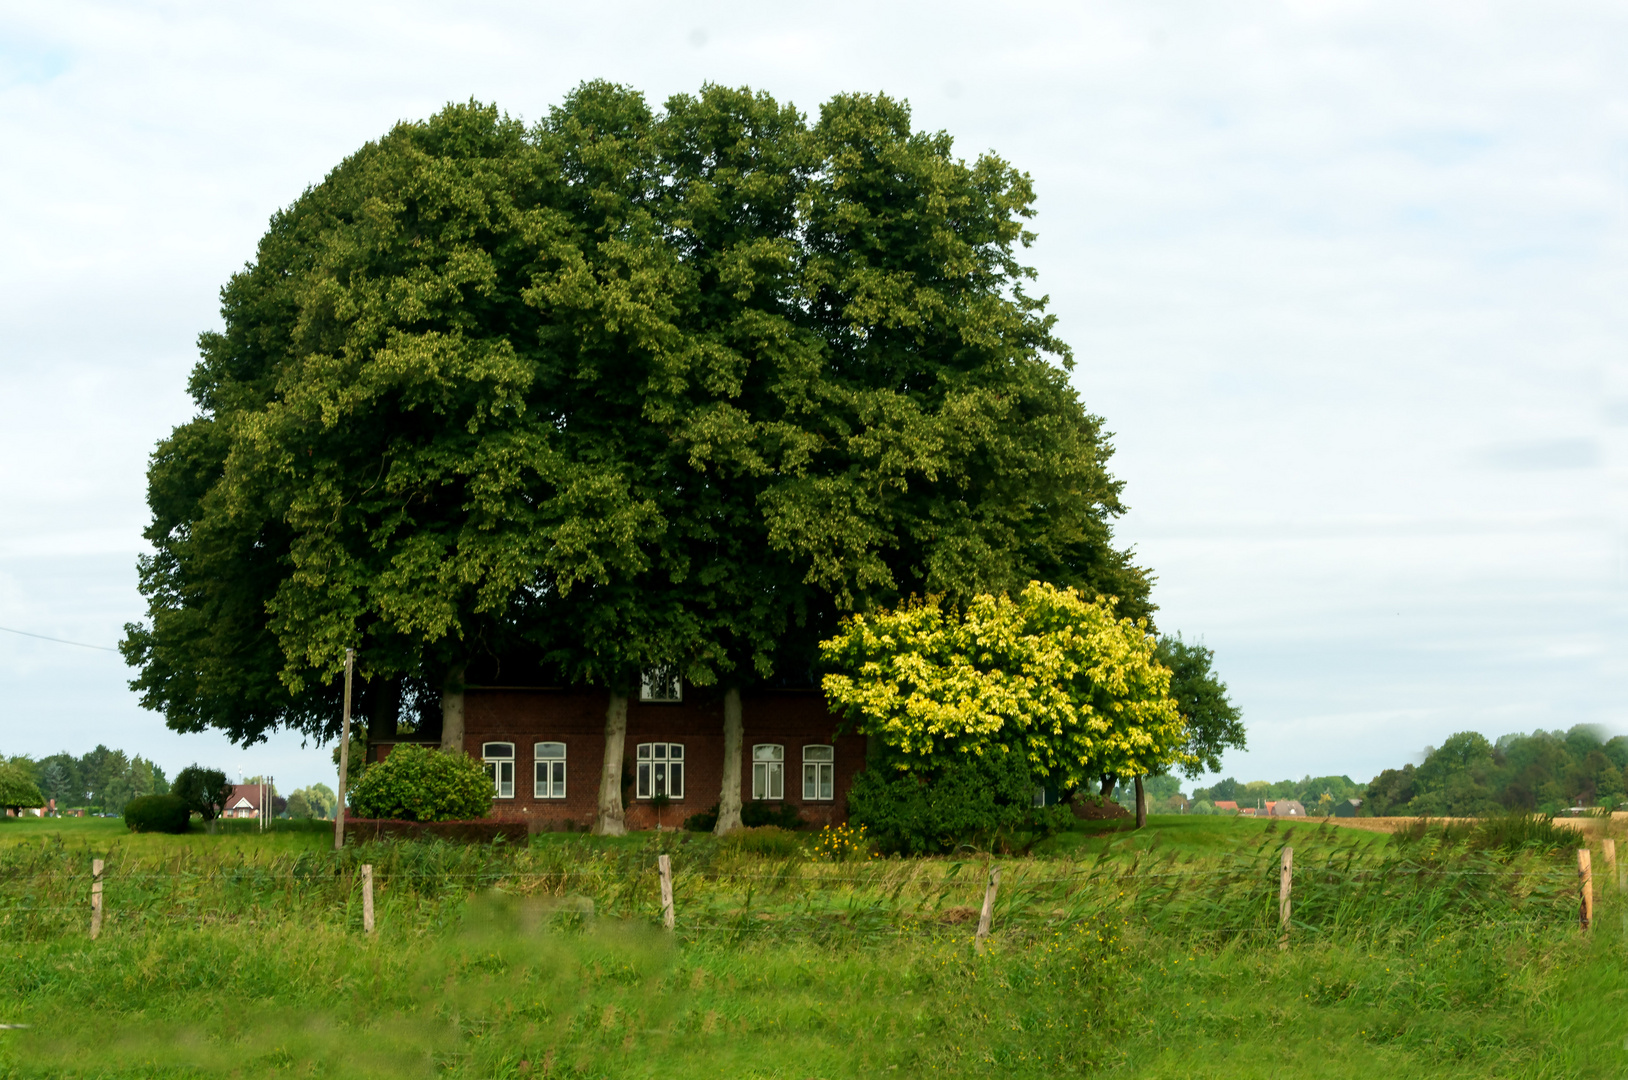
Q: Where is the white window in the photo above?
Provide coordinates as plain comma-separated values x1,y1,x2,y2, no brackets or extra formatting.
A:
1032,786,1047,809
640,667,682,702
635,743,684,800
802,745,834,801
752,744,784,800
534,742,566,799
483,742,515,799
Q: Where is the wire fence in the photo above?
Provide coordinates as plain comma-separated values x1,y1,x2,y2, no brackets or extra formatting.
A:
0,833,1595,948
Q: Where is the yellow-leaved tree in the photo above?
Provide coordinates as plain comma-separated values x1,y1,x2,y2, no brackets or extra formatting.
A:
820,582,1185,846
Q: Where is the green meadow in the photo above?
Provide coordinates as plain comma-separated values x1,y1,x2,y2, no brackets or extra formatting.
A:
1,814,1622,1078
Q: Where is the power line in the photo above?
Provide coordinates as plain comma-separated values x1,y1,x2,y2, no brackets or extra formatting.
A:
0,625,119,653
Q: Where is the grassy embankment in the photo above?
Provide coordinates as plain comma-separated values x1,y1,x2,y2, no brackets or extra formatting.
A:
0,813,1621,1078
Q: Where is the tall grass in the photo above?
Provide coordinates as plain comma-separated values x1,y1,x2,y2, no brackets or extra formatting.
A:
1,821,1616,1078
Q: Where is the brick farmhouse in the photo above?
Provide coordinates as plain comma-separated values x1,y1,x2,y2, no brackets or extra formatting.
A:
368,679,867,830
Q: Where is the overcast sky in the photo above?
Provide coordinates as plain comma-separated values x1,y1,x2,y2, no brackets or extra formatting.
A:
1,1,1621,796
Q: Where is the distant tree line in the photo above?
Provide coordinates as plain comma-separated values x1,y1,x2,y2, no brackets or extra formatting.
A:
1363,727,1628,817
4,747,170,815
1185,775,1364,815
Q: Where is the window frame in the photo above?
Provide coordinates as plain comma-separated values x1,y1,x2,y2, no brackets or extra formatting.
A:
534,742,567,800
802,744,835,802
639,667,682,703
482,742,516,800
751,744,784,801
634,742,685,800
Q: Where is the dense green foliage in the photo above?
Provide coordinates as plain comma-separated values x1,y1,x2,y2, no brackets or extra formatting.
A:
122,81,1152,747
285,782,337,819
348,743,492,821
122,793,192,833
170,765,231,824
6,745,168,814
847,742,1072,853
1365,726,1628,816
1155,633,1245,777
0,762,43,813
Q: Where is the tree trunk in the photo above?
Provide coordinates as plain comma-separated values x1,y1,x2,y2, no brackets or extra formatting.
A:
1100,773,1117,800
366,677,401,762
1134,775,1147,829
595,691,628,836
438,665,466,755
714,688,744,835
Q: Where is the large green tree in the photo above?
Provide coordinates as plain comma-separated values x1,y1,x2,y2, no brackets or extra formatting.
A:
124,84,1153,834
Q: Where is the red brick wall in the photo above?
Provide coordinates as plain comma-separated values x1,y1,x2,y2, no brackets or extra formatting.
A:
427,687,868,830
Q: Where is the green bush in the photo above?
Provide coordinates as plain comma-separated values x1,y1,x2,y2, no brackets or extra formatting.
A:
722,825,804,858
123,794,192,833
848,747,1072,854
0,763,44,814
348,744,493,822
741,802,805,830
684,804,720,832
172,765,231,824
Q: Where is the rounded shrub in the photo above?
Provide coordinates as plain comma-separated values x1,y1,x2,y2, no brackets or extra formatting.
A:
348,744,493,822
123,794,192,834
848,747,1072,854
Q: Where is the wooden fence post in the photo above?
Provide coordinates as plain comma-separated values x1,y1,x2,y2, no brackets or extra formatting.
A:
1602,838,1617,890
1578,848,1593,931
974,865,1001,955
658,854,675,931
362,864,375,936
1278,846,1293,950
90,858,103,940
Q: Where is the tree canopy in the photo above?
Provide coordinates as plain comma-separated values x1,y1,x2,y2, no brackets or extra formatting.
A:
1155,634,1245,779
124,82,1153,745
1364,726,1628,816
0,763,43,814
819,583,1184,791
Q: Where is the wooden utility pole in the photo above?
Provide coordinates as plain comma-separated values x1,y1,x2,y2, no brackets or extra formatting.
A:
333,648,355,852
658,854,675,930
1278,846,1293,950
90,858,103,940
975,866,1001,955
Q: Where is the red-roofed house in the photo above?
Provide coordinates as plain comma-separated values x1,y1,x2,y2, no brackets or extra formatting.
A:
222,785,264,819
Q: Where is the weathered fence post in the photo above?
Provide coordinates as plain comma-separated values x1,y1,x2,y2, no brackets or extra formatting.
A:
974,865,1001,955
1578,848,1593,931
1278,846,1293,950
362,864,375,936
90,858,103,940
1602,838,1617,890
658,854,675,931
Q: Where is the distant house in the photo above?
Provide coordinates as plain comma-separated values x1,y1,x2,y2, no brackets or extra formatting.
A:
1268,799,1307,817
222,785,265,819
1213,800,1240,814
1334,798,1361,818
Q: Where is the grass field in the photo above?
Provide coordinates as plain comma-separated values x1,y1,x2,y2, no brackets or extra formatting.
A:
1,813,1622,1078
